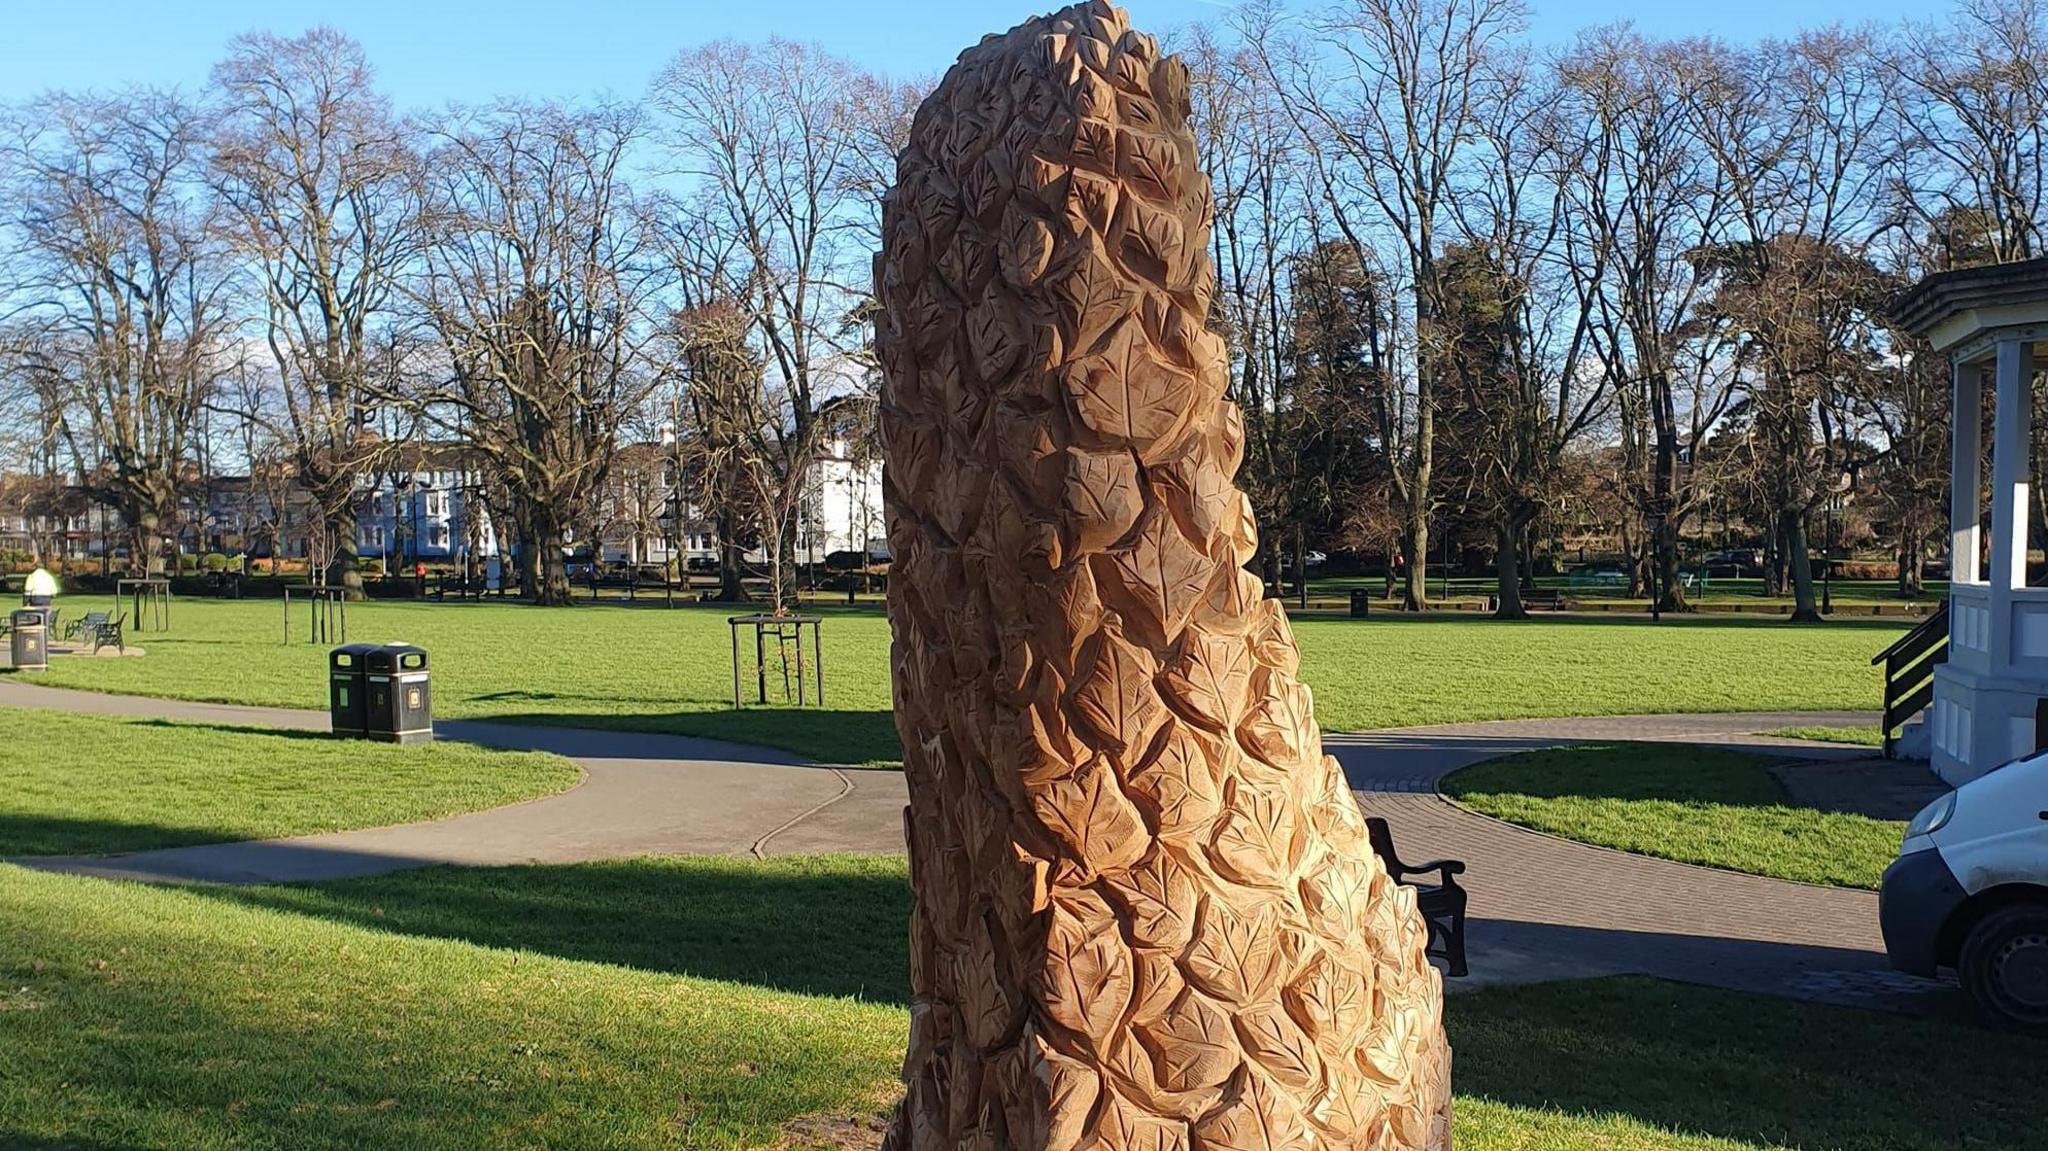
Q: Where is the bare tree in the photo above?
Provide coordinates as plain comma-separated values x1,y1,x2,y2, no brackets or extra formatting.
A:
1552,30,1742,611
210,27,423,596
1889,0,2048,263
653,39,889,608
409,101,661,605
3,90,233,574
1265,0,1527,609
1184,15,1304,591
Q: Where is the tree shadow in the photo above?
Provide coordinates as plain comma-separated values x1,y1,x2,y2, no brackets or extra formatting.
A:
1449,975,2046,1150
205,855,914,1004
468,707,906,766
1439,740,1814,810
0,811,257,859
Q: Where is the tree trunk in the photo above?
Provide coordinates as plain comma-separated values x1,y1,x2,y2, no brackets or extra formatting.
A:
528,500,573,606
1764,529,1788,597
713,505,748,602
1785,509,1821,623
131,505,164,577
1654,516,1688,613
1259,536,1283,599
1898,536,1925,599
875,11,1452,1149
1404,495,1430,612
328,503,366,599
1295,522,1309,610
513,499,540,600
1492,514,1526,620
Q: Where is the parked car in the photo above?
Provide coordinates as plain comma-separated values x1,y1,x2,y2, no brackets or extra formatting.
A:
1700,549,1764,578
1565,562,1630,588
1881,753,2048,1032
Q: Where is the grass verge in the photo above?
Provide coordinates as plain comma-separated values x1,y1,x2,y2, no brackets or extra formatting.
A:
35,597,1890,764
1764,724,1885,747
0,708,581,856
1440,742,1902,888
2,857,2042,1150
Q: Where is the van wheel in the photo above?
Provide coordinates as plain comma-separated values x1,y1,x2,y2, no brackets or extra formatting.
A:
1959,901,2048,1034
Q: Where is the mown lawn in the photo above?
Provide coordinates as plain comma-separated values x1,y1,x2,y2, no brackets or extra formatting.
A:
2,857,2041,1150
34,597,1890,764
1442,743,1904,888
1765,724,1886,747
0,708,581,856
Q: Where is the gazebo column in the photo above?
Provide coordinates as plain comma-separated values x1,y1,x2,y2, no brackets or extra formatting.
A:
1952,357,1982,586
1988,337,2034,671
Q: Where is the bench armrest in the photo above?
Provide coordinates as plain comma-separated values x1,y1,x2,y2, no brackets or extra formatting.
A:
1401,859,1465,879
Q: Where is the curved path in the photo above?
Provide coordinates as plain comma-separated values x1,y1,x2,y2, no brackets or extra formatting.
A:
0,679,909,882
2,677,1933,1010
1324,715,1952,1012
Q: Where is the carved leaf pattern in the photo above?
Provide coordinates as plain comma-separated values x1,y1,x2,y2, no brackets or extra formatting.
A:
1135,990,1241,1095
1182,897,1286,1004
1159,632,1254,733
876,5,1450,1149
1038,892,1135,1051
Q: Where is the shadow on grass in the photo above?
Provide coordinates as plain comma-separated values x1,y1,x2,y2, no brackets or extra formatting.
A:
0,811,252,858
1440,740,1798,809
1450,976,2046,1150
473,707,906,766
206,855,915,1004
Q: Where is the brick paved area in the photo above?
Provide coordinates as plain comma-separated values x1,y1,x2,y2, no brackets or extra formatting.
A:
1328,712,1952,1012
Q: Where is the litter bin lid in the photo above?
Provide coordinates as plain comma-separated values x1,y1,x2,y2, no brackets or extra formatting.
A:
365,643,428,673
330,642,380,669
11,608,46,626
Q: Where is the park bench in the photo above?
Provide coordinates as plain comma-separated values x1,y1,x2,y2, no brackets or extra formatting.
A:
91,611,126,653
63,611,108,642
68,610,124,653
1365,816,1469,977
1488,588,1566,612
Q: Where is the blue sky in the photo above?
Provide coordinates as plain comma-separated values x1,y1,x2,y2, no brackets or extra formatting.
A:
0,0,1931,107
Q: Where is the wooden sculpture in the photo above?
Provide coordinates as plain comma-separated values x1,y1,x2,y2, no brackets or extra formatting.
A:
873,5,1453,1149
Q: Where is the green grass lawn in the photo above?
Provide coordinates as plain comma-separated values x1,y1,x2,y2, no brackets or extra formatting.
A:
1442,743,1903,888
0,708,581,856
1306,574,1947,606
1764,724,1886,747
2,857,2041,1150
33,597,1891,764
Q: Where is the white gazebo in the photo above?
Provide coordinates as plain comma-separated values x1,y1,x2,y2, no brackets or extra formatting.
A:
1892,257,2048,784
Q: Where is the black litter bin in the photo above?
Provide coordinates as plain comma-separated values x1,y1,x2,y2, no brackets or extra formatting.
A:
364,644,432,744
329,643,378,737
9,609,46,672
1350,588,1370,618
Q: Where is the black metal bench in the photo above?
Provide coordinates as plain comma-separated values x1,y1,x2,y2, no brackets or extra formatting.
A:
1366,816,1469,977
65,610,124,653
63,611,107,642
91,611,125,653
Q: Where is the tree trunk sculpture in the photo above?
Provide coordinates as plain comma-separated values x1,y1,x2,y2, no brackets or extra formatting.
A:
874,5,1453,1150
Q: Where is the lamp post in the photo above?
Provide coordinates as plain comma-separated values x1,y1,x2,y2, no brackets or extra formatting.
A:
1822,494,1837,616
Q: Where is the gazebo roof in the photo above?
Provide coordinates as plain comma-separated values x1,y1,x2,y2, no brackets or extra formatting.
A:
1888,256,2048,355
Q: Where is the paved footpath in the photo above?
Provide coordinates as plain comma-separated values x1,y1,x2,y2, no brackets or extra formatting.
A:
0,679,909,882
1327,713,1945,1011
3,678,1938,1010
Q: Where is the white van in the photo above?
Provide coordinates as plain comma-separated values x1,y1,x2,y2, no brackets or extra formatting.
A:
1881,753,2048,1031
